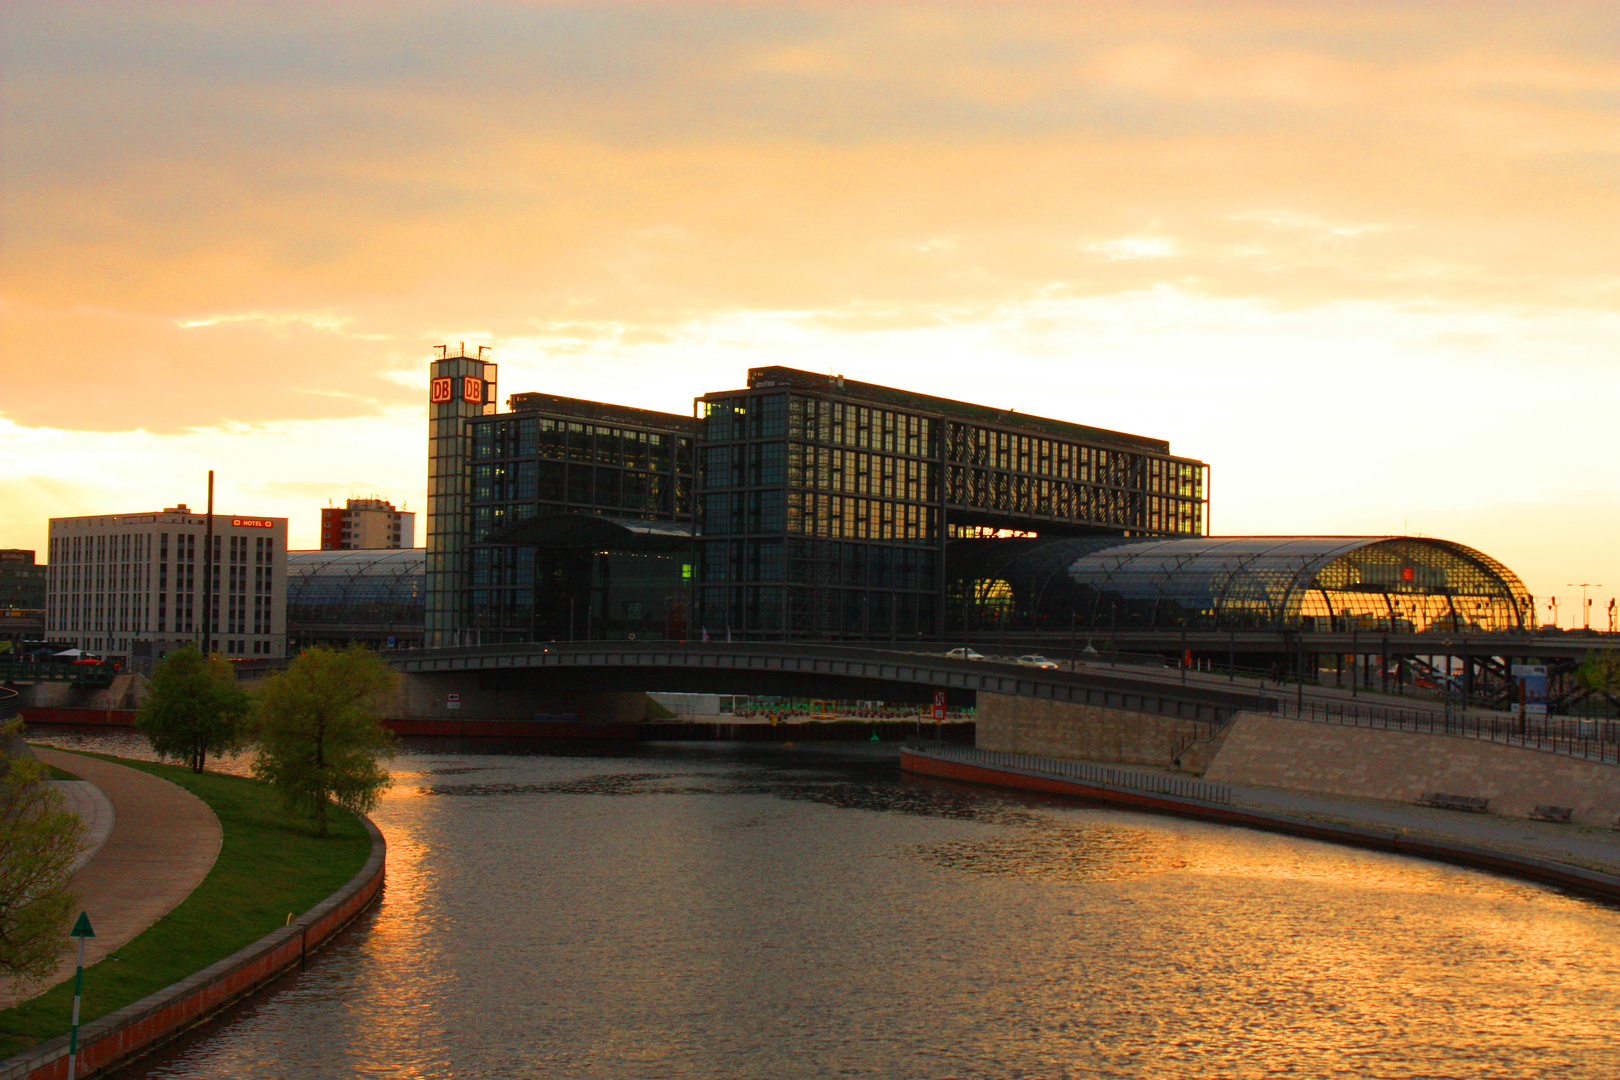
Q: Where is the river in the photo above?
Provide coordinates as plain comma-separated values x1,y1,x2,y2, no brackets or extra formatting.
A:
32,731,1620,1079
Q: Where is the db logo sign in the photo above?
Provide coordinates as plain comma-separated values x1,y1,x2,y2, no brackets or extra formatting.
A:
429,376,485,404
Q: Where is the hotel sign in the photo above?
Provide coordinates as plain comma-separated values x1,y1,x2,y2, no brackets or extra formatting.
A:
430,376,485,404
232,518,275,528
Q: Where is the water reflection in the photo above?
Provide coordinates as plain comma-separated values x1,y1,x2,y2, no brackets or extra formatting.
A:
22,731,1619,1080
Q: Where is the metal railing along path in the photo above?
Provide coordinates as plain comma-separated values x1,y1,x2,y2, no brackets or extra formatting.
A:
1255,696,1620,765
907,740,1233,805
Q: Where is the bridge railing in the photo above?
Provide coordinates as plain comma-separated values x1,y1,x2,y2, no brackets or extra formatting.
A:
0,659,118,689
907,740,1232,805
1257,696,1620,766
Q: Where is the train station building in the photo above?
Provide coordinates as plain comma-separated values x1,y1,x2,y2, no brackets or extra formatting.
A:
426,348,1207,646
422,348,1536,647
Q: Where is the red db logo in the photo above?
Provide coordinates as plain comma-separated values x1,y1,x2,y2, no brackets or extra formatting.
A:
463,377,483,404
430,377,453,403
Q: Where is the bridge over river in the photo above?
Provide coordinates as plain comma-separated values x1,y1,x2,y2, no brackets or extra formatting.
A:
384,640,1254,726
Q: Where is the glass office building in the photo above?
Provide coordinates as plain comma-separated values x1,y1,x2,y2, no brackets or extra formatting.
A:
427,357,1206,645
450,391,695,645
696,367,1206,639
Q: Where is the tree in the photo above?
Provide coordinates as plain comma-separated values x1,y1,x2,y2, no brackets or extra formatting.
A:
137,645,254,773
1576,650,1620,705
252,645,397,835
0,724,86,989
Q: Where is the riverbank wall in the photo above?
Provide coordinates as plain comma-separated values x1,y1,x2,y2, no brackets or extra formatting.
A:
900,743,1620,906
1205,713,1620,825
1,818,386,1080
975,690,1219,766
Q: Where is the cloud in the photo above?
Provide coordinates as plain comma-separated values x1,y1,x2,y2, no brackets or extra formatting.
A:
4,1,1620,599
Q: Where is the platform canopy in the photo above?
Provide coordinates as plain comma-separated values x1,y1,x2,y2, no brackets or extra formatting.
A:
286,548,425,630
946,535,1534,633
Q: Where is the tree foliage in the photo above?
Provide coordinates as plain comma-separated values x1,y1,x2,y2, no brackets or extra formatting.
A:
137,645,254,773
1576,650,1620,700
252,646,397,836
0,725,86,989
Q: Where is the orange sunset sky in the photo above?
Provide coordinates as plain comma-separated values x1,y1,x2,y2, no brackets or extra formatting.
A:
3,2,1617,623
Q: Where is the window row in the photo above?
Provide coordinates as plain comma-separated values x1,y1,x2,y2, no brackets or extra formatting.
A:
473,463,690,517
785,493,937,543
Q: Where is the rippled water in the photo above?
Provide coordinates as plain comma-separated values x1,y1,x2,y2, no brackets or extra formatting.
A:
34,731,1620,1079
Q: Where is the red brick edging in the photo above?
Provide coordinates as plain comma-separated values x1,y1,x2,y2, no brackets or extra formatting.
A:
0,818,386,1080
901,746,1620,905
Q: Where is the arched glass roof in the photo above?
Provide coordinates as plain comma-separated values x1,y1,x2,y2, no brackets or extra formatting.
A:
286,548,425,628
947,536,1533,633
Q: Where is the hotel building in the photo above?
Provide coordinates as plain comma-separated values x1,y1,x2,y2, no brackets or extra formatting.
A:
46,505,288,666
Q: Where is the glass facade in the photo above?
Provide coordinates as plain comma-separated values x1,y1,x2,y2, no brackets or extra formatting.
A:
286,548,426,649
946,535,1534,634
426,360,1206,645
696,367,1206,640
460,394,695,643
425,347,497,646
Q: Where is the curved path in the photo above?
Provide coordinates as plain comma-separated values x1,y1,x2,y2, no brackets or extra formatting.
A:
0,751,221,1010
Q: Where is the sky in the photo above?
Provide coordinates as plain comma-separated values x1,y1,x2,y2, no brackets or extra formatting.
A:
3,1,1618,624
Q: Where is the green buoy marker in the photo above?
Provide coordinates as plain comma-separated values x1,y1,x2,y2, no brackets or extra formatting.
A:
67,911,95,1079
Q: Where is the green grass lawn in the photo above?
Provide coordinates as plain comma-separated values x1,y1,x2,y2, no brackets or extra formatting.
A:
0,755,375,1058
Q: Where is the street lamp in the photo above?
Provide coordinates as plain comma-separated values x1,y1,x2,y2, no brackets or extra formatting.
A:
1568,584,1602,631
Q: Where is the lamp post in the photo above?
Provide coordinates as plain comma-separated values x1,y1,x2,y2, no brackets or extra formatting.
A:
1568,583,1601,631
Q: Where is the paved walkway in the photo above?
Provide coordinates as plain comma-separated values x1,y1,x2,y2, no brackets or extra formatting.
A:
0,751,222,1010
932,745,1620,877
1216,775,1620,875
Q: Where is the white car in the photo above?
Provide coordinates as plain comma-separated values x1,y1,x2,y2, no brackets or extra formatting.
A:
946,647,988,661
1016,654,1058,669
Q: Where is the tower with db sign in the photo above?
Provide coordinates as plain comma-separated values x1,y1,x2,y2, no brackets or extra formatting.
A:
46,505,288,671
426,343,498,646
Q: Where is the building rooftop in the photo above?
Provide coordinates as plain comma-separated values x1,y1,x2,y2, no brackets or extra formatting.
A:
725,366,1174,454
505,392,695,434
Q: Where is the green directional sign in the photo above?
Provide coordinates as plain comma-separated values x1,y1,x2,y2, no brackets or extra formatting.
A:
68,911,95,1078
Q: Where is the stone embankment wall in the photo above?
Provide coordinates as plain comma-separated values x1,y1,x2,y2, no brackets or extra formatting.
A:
1205,713,1620,825
3,820,386,1080
17,676,141,712
975,691,1210,766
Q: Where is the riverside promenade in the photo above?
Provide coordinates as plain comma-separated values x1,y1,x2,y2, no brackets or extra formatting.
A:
2,747,385,1080
0,750,220,1011
903,740,1620,900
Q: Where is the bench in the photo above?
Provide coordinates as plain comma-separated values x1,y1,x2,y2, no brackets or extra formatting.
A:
1417,792,1490,813
1529,805,1573,823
